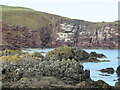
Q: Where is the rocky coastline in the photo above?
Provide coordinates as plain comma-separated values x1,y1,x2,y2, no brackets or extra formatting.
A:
0,5,119,89
0,47,117,89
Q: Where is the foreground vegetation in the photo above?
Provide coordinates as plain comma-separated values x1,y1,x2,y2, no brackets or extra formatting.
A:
0,49,43,61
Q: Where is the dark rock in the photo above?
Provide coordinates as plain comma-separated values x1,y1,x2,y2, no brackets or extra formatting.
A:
1,49,112,88
113,79,117,81
116,65,120,77
90,52,107,58
100,60,111,62
2,57,112,88
99,74,110,76
2,57,88,86
71,48,90,61
85,57,100,62
46,47,107,63
76,80,112,88
93,80,112,88
98,68,114,74
115,81,120,88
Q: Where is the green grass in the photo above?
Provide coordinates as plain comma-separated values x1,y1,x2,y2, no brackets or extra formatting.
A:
1,5,93,30
1,5,57,30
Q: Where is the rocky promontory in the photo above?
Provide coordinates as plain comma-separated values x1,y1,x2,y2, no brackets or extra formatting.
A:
0,47,113,89
46,47,108,62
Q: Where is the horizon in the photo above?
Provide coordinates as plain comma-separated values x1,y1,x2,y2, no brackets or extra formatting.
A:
0,0,119,22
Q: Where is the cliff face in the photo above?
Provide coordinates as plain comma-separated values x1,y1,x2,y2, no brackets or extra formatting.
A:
53,20,118,49
1,5,119,49
2,24,42,48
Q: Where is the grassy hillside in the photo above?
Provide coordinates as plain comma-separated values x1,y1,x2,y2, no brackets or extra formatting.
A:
1,5,94,30
2,5,60,30
1,5,117,30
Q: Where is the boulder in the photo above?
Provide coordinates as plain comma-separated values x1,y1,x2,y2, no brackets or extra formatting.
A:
71,47,90,61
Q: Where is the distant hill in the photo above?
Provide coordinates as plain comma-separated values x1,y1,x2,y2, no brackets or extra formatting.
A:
2,5,58,30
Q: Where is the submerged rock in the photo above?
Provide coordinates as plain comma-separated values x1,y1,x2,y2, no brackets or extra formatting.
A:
98,68,114,74
99,74,110,76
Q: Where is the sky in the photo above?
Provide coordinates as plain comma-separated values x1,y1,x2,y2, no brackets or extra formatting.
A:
0,0,119,22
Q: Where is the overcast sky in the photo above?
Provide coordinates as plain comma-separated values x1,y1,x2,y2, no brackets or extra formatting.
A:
0,0,119,22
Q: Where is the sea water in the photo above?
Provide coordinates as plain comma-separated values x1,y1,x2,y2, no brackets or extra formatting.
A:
82,49,119,86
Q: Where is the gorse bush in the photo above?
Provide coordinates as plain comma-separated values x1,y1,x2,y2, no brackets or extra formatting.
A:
0,49,23,56
0,50,43,61
0,54,25,61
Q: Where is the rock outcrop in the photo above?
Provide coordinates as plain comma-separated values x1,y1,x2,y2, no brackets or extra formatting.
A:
0,50,112,88
98,68,114,74
89,52,107,58
2,24,43,48
46,47,108,62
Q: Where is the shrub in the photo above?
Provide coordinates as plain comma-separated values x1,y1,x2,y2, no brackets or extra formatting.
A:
0,50,30,61
0,54,24,61
0,49,22,56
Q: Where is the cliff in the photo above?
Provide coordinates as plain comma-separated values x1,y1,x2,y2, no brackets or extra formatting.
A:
1,5,119,49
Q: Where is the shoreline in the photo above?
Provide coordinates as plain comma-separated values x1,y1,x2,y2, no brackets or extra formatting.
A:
0,47,119,88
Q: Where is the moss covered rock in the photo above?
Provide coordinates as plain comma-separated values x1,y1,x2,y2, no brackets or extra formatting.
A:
46,46,105,62
46,46,72,61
